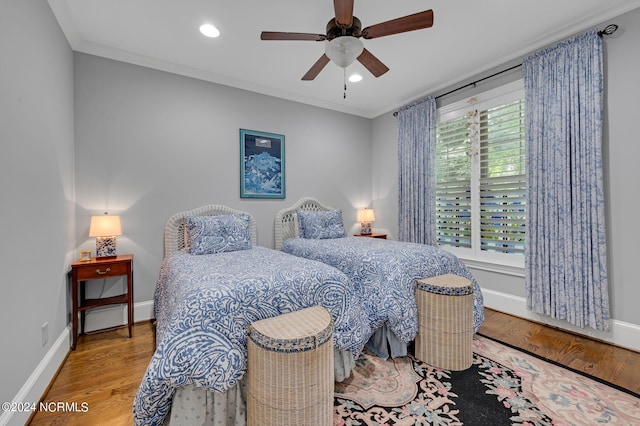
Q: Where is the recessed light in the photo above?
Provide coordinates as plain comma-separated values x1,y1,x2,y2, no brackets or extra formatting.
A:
199,24,220,38
349,74,363,83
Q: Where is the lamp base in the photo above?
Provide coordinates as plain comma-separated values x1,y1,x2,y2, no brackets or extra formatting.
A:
95,236,117,258
360,222,372,235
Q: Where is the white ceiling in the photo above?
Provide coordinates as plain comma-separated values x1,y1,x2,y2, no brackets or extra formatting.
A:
48,0,640,118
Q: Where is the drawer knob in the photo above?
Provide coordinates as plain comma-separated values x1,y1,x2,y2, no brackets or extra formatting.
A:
95,267,111,275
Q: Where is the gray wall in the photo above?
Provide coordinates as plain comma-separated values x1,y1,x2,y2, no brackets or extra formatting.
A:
73,53,373,303
0,0,75,407
371,8,640,327
603,8,640,326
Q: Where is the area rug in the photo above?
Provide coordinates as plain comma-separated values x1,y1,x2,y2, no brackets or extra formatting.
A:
334,335,640,425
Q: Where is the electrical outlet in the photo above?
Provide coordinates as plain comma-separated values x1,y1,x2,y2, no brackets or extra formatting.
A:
41,322,49,347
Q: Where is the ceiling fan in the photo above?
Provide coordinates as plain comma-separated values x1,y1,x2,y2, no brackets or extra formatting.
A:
260,0,434,81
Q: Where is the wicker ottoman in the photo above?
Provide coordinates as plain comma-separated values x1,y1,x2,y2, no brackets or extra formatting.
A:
415,274,474,371
247,305,334,426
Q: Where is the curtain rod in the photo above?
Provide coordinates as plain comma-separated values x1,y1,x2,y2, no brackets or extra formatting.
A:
434,63,522,101
392,63,522,117
598,24,618,37
393,23,619,117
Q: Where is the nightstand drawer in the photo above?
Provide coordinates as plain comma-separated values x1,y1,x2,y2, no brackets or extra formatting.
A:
354,233,387,239
75,261,129,280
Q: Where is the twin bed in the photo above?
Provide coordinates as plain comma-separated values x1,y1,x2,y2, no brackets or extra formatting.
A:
134,198,484,426
276,197,484,359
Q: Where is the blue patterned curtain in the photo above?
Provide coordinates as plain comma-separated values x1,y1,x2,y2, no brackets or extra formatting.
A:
523,29,610,331
397,97,436,244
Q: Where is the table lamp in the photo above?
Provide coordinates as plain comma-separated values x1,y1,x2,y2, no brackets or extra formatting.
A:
357,208,375,235
89,213,122,258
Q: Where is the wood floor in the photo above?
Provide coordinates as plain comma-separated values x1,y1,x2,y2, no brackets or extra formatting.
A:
28,309,640,425
28,322,155,426
479,309,640,394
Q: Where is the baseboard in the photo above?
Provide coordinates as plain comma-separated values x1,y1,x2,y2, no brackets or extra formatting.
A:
482,288,640,353
83,299,155,333
0,327,70,426
0,300,155,426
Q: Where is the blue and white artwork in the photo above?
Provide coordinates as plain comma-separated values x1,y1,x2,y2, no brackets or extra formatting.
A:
240,129,285,198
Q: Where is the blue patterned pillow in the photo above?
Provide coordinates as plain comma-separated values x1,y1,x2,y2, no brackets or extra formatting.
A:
185,214,252,255
297,209,347,239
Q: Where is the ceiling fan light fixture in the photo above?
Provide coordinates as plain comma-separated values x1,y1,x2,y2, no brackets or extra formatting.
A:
325,36,364,68
349,73,363,82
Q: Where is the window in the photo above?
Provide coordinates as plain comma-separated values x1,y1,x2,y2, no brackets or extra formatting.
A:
436,81,525,268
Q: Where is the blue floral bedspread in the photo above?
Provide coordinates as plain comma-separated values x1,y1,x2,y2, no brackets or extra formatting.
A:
282,237,485,343
133,246,371,426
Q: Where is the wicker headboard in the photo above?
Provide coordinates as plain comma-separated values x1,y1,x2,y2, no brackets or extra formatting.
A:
164,204,258,256
274,197,334,250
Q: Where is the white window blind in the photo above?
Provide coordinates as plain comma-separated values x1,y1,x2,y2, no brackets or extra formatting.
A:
435,115,472,248
436,81,526,265
479,100,526,255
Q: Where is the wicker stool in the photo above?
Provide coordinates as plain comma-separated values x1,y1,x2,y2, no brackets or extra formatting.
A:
415,274,474,371
247,305,334,426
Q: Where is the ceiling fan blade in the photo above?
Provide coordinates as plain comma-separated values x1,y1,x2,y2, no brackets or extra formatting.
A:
261,31,327,41
362,9,434,39
357,48,389,78
334,0,354,28
302,54,331,80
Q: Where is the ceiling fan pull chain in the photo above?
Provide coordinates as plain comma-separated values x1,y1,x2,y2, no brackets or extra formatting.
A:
343,68,347,99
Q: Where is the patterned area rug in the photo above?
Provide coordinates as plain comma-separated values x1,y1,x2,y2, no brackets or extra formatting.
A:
334,335,640,425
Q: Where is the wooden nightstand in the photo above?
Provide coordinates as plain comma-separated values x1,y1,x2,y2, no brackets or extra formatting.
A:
354,233,387,239
69,254,133,350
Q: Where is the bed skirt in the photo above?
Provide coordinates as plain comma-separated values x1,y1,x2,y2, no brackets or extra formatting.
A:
163,348,356,425
163,382,246,426
365,323,408,360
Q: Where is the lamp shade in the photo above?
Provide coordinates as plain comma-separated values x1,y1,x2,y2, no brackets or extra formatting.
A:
357,208,375,223
89,215,122,237
325,36,364,68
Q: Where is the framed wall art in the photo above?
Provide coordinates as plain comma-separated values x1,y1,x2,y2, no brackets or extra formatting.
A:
240,129,285,199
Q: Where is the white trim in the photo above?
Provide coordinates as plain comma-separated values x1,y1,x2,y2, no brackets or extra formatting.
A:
462,258,525,277
0,300,155,426
83,300,154,333
482,288,640,353
0,328,69,426
46,0,81,47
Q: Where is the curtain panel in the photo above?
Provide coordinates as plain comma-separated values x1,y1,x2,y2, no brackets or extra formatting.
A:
397,97,436,245
523,29,610,331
